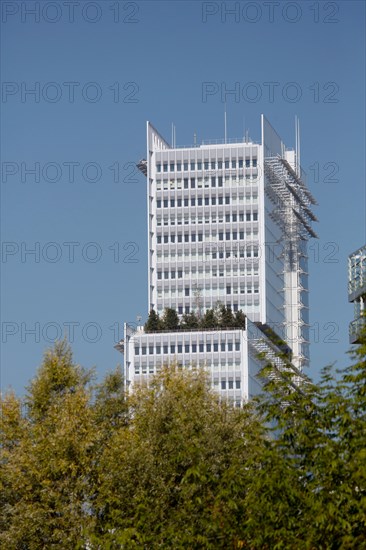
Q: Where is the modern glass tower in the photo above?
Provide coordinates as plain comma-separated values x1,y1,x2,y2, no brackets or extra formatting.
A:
118,115,317,403
348,244,366,344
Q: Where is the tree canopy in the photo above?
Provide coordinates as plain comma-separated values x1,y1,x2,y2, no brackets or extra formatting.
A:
1,330,366,548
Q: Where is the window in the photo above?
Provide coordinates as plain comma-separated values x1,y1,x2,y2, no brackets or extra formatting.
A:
184,178,189,189
149,345,154,354
218,177,223,187
135,346,139,355
221,342,226,351
218,161,223,169
184,199,189,207
225,160,229,169
185,287,190,296
232,160,236,169
245,159,250,168
221,380,226,390
213,343,219,352
226,285,231,295
157,236,162,244
211,177,216,187
197,161,202,170
204,161,209,170
163,200,168,208
185,344,190,353
178,344,183,353
253,158,257,167
199,343,204,352
192,343,197,352
207,343,211,352
225,196,230,204
191,178,195,188
163,163,168,172
191,198,196,206
184,162,188,171
142,346,146,355
157,200,162,208
170,163,174,171
235,342,240,351
171,344,175,353
219,232,223,241
177,199,182,207
171,199,175,207
228,342,233,351
156,345,161,354
239,159,243,168
177,162,181,171
236,379,241,389
246,213,251,221
211,161,216,169
218,196,223,205
190,161,195,170
253,212,258,221
212,197,216,205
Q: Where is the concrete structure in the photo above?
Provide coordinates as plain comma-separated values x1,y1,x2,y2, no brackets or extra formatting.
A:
348,244,366,344
117,115,317,402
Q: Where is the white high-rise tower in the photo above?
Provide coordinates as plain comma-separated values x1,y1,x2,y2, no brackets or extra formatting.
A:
118,115,317,403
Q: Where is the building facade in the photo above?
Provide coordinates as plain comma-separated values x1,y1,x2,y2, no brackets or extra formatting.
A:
348,244,366,344
118,115,317,402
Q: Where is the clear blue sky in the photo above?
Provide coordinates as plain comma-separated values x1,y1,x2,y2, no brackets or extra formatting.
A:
1,0,365,394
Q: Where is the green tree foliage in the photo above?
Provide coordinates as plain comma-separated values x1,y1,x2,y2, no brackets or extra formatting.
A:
200,308,219,329
144,306,247,332
2,331,366,548
144,309,161,332
180,311,200,329
161,307,180,330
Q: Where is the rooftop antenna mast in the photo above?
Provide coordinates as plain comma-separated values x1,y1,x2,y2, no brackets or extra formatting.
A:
171,123,176,147
224,102,227,144
295,116,301,176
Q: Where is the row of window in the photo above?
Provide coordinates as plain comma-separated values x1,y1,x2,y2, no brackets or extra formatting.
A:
156,214,259,226
156,250,259,262
156,159,257,172
135,341,241,355
155,175,258,190
156,284,259,294
156,229,259,245
156,196,259,208
156,303,259,315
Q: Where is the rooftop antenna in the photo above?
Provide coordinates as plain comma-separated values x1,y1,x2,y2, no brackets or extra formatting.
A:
193,131,197,146
171,123,176,147
224,102,227,144
295,116,301,176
